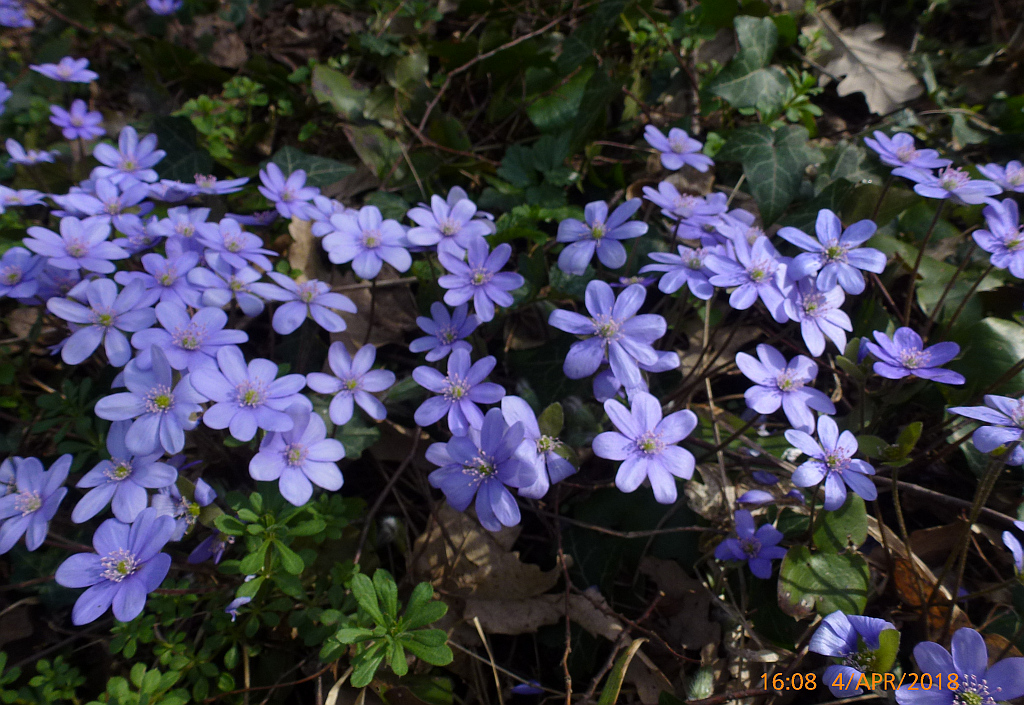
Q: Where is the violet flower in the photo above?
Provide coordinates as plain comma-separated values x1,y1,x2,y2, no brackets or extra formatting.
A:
115,251,203,308
188,533,234,565
6,138,59,165
25,216,129,273
0,82,9,115
306,342,395,425
736,344,835,433
147,0,183,13
406,193,494,258
131,302,248,371
592,349,680,403
592,391,697,503
705,236,788,322
978,161,1024,193
864,328,964,385
410,302,480,362
30,57,99,83
438,238,524,323
250,273,357,335
46,279,156,366
713,510,787,579
249,405,345,506
642,181,725,224
782,279,852,357
809,611,899,698
322,205,412,280
0,247,43,300
224,596,251,621
556,199,648,275
643,125,713,172
153,476,217,541
779,209,887,294
892,165,1001,205
412,349,505,436
72,421,177,523
50,100,105,141
199,218,275,271
153,206,218,253
91,126,165,184
0,455,69,554
0,186,46,209
640,244,718,299
189,174,250,195
1003,520,1024,576
426,407,536,532
500,396,577,499
187,255,266,317
0,0,32,28
190,346,309,442
786,415,876,511
58,177,151,232
863,131,951,170
257,163,319,219
55,507,176,625
974,198,1024,278
949,395,1024,466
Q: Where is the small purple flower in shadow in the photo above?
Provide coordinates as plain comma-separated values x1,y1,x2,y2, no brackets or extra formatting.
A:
426,407,536,532
592,391,697,504
785,415,876,511
250,273,357,335
863,131,951,170
153,477,217,541
25,216,129,273
735,344,835,433
948,395,1024,466
974,199,1024,278
188,533,234,565
778,209,887,294
892,165,1001,205
894,627,1024,705
809,611,899,698
640,244,719,300
705,236,788,322
249,405,345,507
131,302,248,371
224,596,251,621
438,238,524,323
406,193,494,258
643,125,713,172
322,205,412,280
50,100,105,141
0,247,44,300
556,199,647,275
782,279,852,357
30,57,98,83
257,163,319,220
306,342,395,425
72,421,177,523
54,507,176,625
864,328,964,385
91,126,165,184
413,349,505,436
0,455,69,554
1002,521,1024,576
0,83,10,115
977,161,1024,194
500,396,577,499
410,302,480,362
714,510,787,579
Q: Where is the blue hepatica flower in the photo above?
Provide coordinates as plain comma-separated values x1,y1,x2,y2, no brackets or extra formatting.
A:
147,0,184,14
50,100,105,141
556,199,648,276
250,273,357,335
413,348,505,436
809,610,899,698
410,302,480,362
0,455,69,554
863,131,951,170
895,627,1024,705
115,250,202,308
0,246,44,300
406,193,494,258
786,415,876,511
643,125,713,172
500,396,577,499
864,328,964,385
893,165,1001,205
778,209,887,295
5,138,59,166
713,510,787,579
187,255,266,317
91,126,165,184
548,280,666,394
705,236,788,322
438,238,524,323
978,161,1024,193
30,57,99,83
949,395,1024,466
154,206,218,253
322,205,412,280
640,244,719,300
25,216,129,274
200,218,276,271
306,342,395,425
153,476,217,540
782,278,852,357
224,596,251,621
426,408,536,532
974,198,1024,278
0,82,10,114
592,391,697,504
1003,520,1024,577
257,163,319,220
55,507,176,625
187,174,251,196
736,344,835,433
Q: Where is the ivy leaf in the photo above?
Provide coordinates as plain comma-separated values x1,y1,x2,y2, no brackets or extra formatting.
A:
152,116,212,181
269,146,356,188
335,413,382,459
527,65,594,133
311,64,367,119
710,17,787,109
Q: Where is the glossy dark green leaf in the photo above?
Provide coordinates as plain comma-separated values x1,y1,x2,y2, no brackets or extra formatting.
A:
710,17,787,109
778,546,870,617
270,146,356,188
811,494,867,553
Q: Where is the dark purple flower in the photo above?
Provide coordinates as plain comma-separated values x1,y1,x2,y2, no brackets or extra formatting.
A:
779,209,887,294
91,127,165,184
226,211,279,227
736,344,835,433
72,421,177,523
249,405,345,506
147,0,183,14
55,507,176,625
974,198,1024,278
500,396,576,498
426,408,536,532
25,216,129,273
895,627,1024,705
863,131,951,170
782,279,852,357
190,345,309,442
30,57,98,83
643,125,713,172
410,302,480,362
258,163,319,219
406,194,494,258
46,279,156,366
6,138,59,165
413,349,505,436
0,247,43,300
94,346,204,455
949,395,1024,466
322,205,412,280
50,100,105,141
548,280,665,393
438,238,524,323
188,533,234,565
713,510,787,579
864,328,964,384
187,255,266,317
592,391,697,503
200,218,275,271
893,165,1001,205
978,161,1024,193
250,273,357,335
0,455,68,554
511,682,544,696
640,244,718,299
809,611,898,698
306,342,395,425
0,456,18,498
786,415,876,511
131,302,248,371
556,199,648,275
0,0,32,28
705,236,788,321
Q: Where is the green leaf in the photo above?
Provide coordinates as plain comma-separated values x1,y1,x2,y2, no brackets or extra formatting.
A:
778,546,870,618
344,124,404,180
351,646,386,688
388,639,409,677
311,64,367,119
948,318,1024,397
289,518,327,537
152,116,213,181
273,540,304,575
811,494,867,553
403,583,447,629
238,542,268,575
334,628,375,644
870,628,900,674
350,573,385,624
236,575,264,599
373,569,399,621
215,515,247,536
527,65,594,133
598,638,646,705
897,422,923,454
335,413,382,459
710,17,787,109
717,125,818,223
537,403,564,437
402,633,453,666
856,435,888,459
270,146,356,188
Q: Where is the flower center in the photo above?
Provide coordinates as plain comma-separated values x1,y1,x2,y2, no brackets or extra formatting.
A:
1007,165,1024,186
14,490,42,515
1,266,23,285
229,277,246,292
592,315,620,340
1004,230,1024,251
776,371,803,392
747,257,776,283
285,443,308,466
119,158,136,172
537,435,557,453
144,386,175,413
158,269,177,286
938,167,970,191
841,650,873,671
71,115,84,126
224,235,243,252
895,145,919,163
100,548,139,582
443,375,468,401
636,431,664,455
824,451,850,474
952,676,998,705
361,229,382,249
1010,401,1024,429
899,349,928,369
280,188,294,202
745,227,764,245
440,218,460,237
439,327,457,344
739,537,761,557
673,195,699,217
824,242,847,262
464,455,495,478
590,222,606,240
343,377,359,391
173,323,206,351
65,237,88,258
176,223,195,238
298,283,317,303
105,459,134,481
801,292,826,318
236,382,266,407
668,138,686,154
92,308,116,327
470,268,492,286
195,175,216,188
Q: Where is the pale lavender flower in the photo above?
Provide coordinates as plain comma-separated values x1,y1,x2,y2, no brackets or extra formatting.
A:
705,236,788,322
640,244,718,299
257,163,319,219
250,273,357,335
713,510,787,579
864,328,964,385
779,209,887,294
131,302,248,371
893,165,1001,204
187,255,266,317
0,0,32,28
46,279,156,366
782,279,852,357
863,131,951,170
413,349,504,436
0,186,46,209
94,346,204,455
200,218,275,271
810,611,899,698
153,206,218,254
786,415,876,511
49,100,105,141
190,346,309,442
147,0,183,14
0,82,9,115
410,302,479,362
309,196,354,237
54,507,175,625
91,127,165,184
736,344,835,433
30,57,98,83
189,174,249,195
641,181,725,225
592,390,697,503
322,205,412,280
949,395,1024,466
974,199,1024,278
0,457,17,497
6,138,59,165
306,342,394,425
1002,521,1024,576
72,421,177,523
438,238,524,322
978,161,1024,193
0,455,69,554
556,199,647,275
115,251,202,308
0,247,43,300
249,405,345,506
58,177,151,232
710,208,764,248
643,125,713,172
426,408,536,532
407,193,494,258
592,349,679,402
500,396,576,499
227,211,278,227
34,265,82,301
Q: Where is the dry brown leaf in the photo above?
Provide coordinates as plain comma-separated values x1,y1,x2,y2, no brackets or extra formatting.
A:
626,651,675,705
638,557,720,650
685,464,735,522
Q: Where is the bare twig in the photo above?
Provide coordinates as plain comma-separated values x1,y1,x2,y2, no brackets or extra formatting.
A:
354,428,422,565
